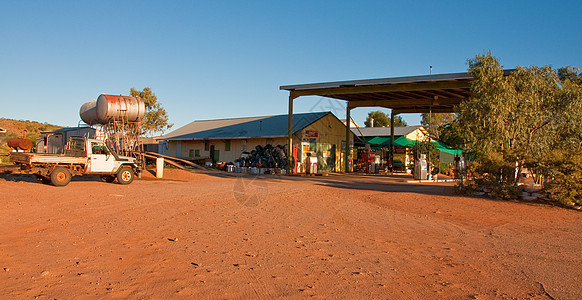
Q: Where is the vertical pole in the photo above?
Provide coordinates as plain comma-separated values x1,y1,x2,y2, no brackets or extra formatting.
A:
156,157,164,178
345,105,351,173
390,111,395,173
429,103,432,177
288,94,294,173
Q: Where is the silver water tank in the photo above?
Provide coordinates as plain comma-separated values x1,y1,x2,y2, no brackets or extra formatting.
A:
96,94,145,123
79,94,146,124
80,101,99,124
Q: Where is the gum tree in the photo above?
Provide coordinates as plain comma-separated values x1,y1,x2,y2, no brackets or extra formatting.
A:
420,112,457,139
456,52,582,195
130,87,173,136
364,111,407,127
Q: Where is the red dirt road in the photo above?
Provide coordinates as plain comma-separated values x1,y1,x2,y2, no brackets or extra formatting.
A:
1,170,581,299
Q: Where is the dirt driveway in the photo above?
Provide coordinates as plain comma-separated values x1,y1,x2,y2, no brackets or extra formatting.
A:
1,170,581,299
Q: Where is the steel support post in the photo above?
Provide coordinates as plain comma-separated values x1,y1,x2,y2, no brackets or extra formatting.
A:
390,111,395,173
288,95,294,173
345,106,351,173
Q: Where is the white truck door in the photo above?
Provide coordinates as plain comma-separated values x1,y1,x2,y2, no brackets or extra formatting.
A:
88,141,117,173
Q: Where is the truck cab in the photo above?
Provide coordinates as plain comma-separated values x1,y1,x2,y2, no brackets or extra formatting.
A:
65,137,136,174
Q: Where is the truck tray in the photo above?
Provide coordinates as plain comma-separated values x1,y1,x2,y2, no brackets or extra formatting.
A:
10,152,88,165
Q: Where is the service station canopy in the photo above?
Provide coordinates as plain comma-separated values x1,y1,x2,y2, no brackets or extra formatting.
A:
280,72,477,114
279,70,511,172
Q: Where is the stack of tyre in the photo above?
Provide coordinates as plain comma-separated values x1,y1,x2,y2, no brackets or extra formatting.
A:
236,144,288,169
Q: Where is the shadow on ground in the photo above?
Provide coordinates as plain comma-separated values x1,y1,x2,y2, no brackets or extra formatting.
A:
199,169,457,198
0,168,105,185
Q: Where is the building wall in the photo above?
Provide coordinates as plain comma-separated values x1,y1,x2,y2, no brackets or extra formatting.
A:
168,137,288,163
295,113,354,172
404,128,429,141
166,113,355,172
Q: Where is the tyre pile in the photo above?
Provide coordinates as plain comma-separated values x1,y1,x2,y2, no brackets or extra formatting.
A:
235,144,288,169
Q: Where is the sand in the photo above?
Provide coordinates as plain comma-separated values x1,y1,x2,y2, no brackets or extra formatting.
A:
1,169,581,299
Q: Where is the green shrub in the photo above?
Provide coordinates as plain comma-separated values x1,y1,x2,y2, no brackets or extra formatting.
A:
471,152,520,186
439,162,453,175
543,150,582,206
455,178,521,200
454,152,522,200
488,184,522,200
411,140,440,170
453,180,478,195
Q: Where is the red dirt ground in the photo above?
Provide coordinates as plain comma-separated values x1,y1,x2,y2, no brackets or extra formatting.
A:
1,169,581,299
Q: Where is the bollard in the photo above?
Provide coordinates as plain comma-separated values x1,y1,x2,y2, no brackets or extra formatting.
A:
156,157,164,178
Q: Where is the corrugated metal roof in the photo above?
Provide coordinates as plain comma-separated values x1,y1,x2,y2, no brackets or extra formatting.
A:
46,126,94,133
351,126,425,138
160,112,332,141
281,71,515,114
280,72,474,91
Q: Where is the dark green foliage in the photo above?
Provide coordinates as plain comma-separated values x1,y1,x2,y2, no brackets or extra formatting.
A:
130,87,173,136
454,52,582,203
472,152,519,186
543,150,582,206
411,140,440,173
458,152,522,200
364,111,406,127
420,113,457,139
439,123,466,150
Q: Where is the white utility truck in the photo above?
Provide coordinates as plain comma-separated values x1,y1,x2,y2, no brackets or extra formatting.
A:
10,137,140,186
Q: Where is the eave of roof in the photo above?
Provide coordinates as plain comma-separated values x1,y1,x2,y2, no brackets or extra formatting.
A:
280,72,474,91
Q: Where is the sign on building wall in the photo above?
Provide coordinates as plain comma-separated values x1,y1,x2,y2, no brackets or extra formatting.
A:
305,130,318,137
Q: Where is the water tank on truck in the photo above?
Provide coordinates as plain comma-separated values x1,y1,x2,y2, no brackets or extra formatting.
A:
80,94,145,125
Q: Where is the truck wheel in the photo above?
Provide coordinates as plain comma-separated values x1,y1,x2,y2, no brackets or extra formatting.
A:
51,167,71,187
101,175,116,183
117,167,134,185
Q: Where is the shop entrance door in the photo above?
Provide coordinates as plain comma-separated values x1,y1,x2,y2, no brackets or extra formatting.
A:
316,144,336,172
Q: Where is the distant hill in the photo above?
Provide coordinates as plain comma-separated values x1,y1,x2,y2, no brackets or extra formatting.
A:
0,118,63,163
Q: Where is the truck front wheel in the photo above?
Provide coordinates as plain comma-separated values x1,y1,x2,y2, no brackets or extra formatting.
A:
51,167,72,187
117,167,134,185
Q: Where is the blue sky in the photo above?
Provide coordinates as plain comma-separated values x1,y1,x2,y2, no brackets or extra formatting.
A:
1,1,581,133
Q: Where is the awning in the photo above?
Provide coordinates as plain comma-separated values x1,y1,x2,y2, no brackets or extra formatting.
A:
434,140,462,155
359,136,462,154
366,136,391,145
